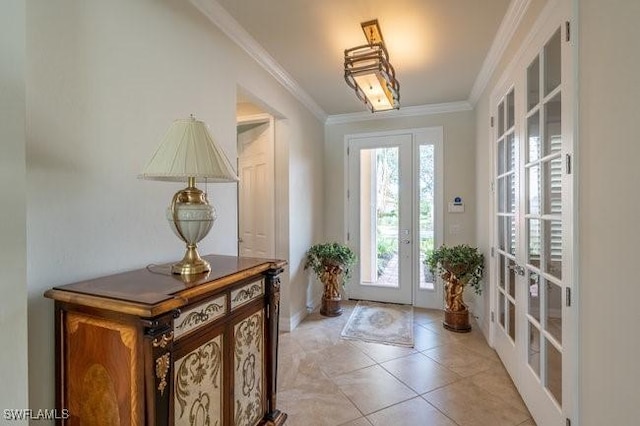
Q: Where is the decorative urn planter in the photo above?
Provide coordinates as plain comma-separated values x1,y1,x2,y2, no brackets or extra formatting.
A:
304,243,356,317
426,245,484,332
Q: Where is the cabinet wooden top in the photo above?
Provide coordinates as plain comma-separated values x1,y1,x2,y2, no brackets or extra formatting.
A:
44,255,286,318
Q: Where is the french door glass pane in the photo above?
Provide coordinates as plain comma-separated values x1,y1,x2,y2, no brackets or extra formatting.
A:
544,157,562,215
498,102,505,135
527,56,540,111
527,219,541,268
508,300,516,341
527,112,541,162
546,340,562,405
507,216,516,255
498,138,506,175
419,144,435,290
507,90,515,129
528,322,541,377
529,271,541,322
507,174,516,213
359,147,399,287
498,216,506,251
499,255,506,289
499,293,506,327
545,281,562,343
527,165,541,215
508,259,516,298
545,220,563,279
507,133,516,172
544,95,562,156
544,28,562,96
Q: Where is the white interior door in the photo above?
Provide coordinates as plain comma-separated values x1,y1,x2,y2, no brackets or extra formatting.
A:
347,128,443,307
237,114,275,258
491,2,574,424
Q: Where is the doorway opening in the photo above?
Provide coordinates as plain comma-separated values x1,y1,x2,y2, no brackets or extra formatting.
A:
236,91,277,259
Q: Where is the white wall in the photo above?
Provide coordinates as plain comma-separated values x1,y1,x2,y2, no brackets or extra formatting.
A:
0,1,29,421
577,1,640,424
324,111,477,308
26,0,323,415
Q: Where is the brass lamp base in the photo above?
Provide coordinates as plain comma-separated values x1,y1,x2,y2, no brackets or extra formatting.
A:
172,245,211,275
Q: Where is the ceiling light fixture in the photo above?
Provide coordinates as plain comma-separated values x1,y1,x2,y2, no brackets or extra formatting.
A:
344,19,400,113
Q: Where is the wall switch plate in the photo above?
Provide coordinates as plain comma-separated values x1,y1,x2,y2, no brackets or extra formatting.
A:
448,202,464,213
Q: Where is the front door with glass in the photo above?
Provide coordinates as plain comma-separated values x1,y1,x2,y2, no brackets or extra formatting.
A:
347,128,443,308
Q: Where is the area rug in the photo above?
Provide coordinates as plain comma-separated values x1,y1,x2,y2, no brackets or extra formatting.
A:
341,300,414,347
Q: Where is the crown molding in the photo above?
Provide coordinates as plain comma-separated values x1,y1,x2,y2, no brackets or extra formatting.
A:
325,101,473,126
190,0,328,123
468,0,531,105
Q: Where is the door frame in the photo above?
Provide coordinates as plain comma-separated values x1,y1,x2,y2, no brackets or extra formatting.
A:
344,127,444,308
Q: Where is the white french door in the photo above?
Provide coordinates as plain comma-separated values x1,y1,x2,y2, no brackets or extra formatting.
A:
347,128,443,308
491,1,574,424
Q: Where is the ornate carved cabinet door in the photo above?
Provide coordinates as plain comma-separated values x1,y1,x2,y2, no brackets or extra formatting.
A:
233,309,265,426
173,333,224,426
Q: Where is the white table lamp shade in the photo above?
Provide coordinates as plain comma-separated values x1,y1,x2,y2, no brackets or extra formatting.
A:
140,117,238,182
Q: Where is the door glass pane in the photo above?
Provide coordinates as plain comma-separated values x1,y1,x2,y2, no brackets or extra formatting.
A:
507,133,516,172
508,300,516,341
498,101,505,136
498,138,506,175
528,322,541,377
499,255,505,289
527,56,540,111
527,111,540,162
419,144,435,290
527,219,541,268
507,174,516,213
527,165,541,215
359,147,399,287
544,95,562,156
499,293,506,327
529,271,541,322
498,177,506,213
507,259,516,298
545,281,562,344
507,90,515,130
544,157,562,215
545,220,562,279
498,216,506,251
544,28,562,96
507,216,516,256
546,340,562,405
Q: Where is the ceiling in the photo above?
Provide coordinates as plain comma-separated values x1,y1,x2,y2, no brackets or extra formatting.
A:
215,0,512,117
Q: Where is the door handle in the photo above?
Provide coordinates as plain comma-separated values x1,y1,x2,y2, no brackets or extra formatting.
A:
401,239,411,244
508,264,525,276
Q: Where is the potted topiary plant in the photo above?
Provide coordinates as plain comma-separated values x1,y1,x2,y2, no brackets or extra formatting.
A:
426,244,484,332
304,242,356,317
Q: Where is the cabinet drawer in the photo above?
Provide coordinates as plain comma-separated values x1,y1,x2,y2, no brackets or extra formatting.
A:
230,279,264,310
174,294,227,339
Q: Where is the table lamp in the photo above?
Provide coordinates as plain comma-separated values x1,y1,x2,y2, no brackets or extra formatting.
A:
140,115,238,275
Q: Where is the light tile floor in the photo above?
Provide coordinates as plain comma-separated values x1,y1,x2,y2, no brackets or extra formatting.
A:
278,301,535,426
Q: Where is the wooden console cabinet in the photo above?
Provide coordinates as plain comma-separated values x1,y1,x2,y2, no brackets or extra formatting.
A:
45,255,287,426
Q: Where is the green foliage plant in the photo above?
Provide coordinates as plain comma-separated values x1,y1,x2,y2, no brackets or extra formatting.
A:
426,244,485,295
304,242,357,286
